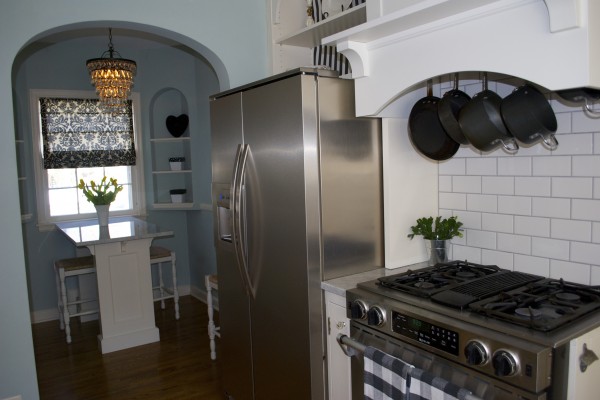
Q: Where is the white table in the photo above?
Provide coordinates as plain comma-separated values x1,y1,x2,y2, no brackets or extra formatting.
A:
56,216,173,354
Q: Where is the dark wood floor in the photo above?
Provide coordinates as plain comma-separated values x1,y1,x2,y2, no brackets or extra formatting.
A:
32,296,223,400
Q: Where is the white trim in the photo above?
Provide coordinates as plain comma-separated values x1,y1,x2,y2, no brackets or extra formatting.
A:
29,89,146,231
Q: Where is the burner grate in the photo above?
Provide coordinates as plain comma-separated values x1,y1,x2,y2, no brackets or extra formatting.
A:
430,271,543,309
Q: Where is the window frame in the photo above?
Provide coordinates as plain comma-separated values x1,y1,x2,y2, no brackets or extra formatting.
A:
30,89,146,230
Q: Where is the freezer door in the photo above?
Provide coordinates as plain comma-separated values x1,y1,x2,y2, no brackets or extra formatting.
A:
241,74,318,400
211,92,243,184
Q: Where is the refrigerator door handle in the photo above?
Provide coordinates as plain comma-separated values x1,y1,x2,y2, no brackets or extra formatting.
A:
232,143,256,299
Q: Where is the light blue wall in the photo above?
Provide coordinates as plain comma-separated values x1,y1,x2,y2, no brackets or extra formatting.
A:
0,1,268,399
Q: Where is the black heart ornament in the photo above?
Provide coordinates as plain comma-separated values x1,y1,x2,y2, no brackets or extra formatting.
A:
166,114,189,137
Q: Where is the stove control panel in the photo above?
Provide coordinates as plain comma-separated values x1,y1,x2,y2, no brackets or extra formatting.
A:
391,311,459,356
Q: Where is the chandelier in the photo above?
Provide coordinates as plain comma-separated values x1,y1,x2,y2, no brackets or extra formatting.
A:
86,28,137,110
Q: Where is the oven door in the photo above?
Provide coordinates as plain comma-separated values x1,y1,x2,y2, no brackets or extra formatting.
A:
348,322,547,400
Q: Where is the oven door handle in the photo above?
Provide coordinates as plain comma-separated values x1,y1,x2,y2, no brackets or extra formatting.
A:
337,333,369,358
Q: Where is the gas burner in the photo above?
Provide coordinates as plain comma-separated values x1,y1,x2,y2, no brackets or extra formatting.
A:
515,307,542,318
415,281,436,290
455,271,477,279
555,292,580,302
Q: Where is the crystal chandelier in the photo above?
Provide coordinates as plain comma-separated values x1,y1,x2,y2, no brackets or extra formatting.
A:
86,28,137,110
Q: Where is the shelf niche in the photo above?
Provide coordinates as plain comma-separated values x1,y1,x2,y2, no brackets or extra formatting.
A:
149,87,194,209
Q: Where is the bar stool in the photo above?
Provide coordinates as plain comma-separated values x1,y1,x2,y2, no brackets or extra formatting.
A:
205,274,220,360
54,255,98,344
150,246,180,320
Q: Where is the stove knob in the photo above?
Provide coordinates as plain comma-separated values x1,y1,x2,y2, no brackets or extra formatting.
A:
367,306,386,327
464,341,488,366
492,350,519,377
350,300,368,320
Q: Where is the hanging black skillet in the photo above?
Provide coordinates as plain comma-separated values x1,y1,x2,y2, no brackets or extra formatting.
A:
438,73,471,145
408,80,460,161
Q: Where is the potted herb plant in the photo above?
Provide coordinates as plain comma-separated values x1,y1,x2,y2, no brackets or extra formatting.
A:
408,216,463,266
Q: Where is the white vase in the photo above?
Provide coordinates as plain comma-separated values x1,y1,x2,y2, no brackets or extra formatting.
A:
95,204,110,227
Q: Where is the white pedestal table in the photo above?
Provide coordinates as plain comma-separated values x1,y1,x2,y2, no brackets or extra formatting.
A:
56,217,173,354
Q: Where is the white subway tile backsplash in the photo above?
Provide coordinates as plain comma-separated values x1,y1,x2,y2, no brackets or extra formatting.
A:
531,237,570,261
439,158,466,175
437,104,600,282
532,156,571,176
572,111,600,133
453,210,481,230
514,254,550,276
498,157,531,176
572,199,600,222
571,241,600,266
439,175,452,192
499,195,532,216
497,233,531,254
553,111,572,134
482,177,514,195
515,216,550,237
550,260,590,284
466,229,496,249
550,219,592,242
592,266,600,285
573,156,600,177
452,245,481,263
440,192,467,210
482,249,514,270
466,158,497,175
593,222,600,243
552,133,594,156
515,177,551,196
482,213,513,233
532,197,570,218
466,194,497,212
552,177,593,198
453,176,481,193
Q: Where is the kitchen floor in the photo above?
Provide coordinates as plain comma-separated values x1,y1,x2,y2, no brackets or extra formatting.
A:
32,296,223,400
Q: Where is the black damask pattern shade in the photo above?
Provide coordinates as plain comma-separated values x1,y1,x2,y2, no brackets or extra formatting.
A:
40,97,136,169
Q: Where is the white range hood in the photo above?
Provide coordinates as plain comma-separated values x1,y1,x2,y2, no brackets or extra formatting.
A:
323,0,600,116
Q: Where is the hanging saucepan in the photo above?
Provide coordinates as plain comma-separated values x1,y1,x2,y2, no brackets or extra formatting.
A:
408,80,460,161
458,73,519,153
556,87,600,116
437,73,471,145
501,84,558,150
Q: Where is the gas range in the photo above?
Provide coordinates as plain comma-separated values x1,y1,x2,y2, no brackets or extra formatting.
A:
346,261,600,397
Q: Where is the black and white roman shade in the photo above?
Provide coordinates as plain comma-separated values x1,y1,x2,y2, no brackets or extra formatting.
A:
39,97,136,169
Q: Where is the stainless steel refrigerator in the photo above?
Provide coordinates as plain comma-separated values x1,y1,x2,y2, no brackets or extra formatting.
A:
210,68,383,400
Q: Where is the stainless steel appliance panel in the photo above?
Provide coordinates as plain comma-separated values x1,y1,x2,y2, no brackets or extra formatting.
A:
241,75,314,400
317,77,383,281
211,92,243,184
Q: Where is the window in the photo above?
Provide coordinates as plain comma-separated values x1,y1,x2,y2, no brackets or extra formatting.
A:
30,90,145,228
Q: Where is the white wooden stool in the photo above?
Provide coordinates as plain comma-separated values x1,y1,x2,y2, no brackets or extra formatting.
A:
150,246,180,320
205,274,220,360
54,255,98,344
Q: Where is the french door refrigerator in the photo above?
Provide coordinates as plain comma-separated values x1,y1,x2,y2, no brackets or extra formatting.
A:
210,68,383,400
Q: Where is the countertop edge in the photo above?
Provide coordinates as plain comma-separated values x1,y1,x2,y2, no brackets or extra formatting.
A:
321,262,429,298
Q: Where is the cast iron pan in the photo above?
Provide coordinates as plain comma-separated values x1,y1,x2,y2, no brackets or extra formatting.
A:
409,81,460,161
438,73,471,145
501,84,558,149
458,73,518,153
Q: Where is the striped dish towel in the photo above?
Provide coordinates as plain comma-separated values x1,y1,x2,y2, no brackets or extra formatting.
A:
408,367,479,400
364,346,412,400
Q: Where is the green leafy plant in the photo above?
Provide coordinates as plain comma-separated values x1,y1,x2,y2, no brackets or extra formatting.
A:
78,176,123,205
408,216,463,240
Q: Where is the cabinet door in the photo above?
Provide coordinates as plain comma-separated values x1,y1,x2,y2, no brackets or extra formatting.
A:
567,326,600,399
326,292,351,400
